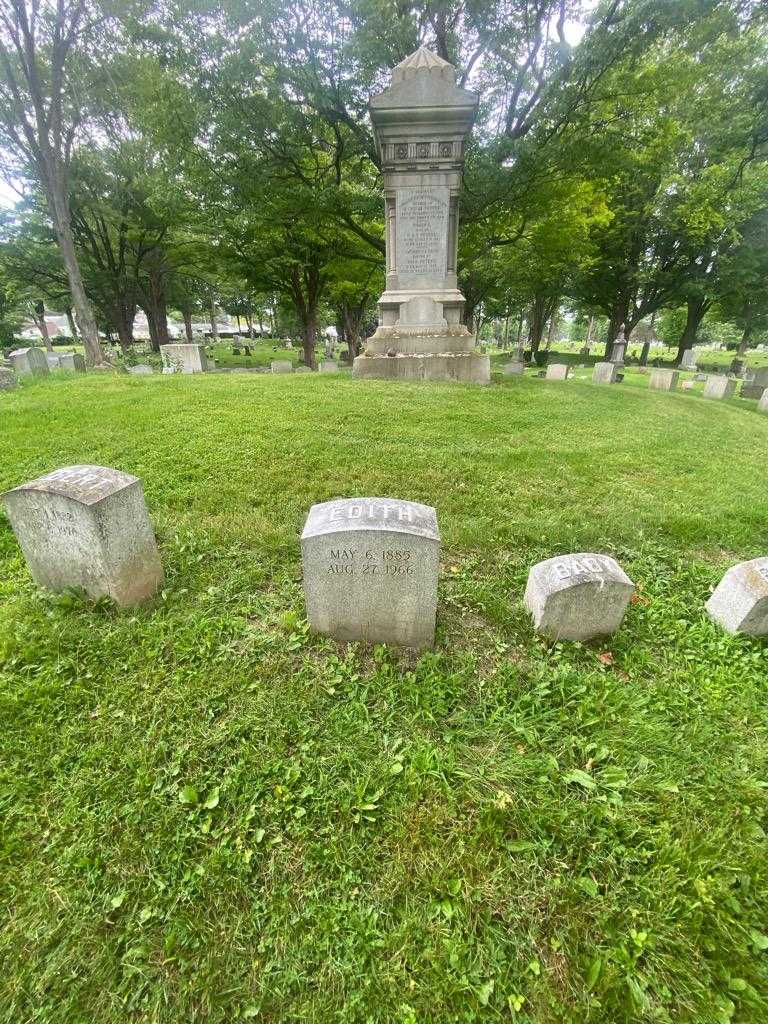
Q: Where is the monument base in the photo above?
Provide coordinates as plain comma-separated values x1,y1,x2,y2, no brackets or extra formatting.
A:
353,351,490,384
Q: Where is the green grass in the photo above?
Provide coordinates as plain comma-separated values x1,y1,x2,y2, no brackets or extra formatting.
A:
1,370,767,1024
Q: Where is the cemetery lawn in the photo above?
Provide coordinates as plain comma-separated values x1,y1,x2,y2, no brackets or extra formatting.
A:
2,371,768,1024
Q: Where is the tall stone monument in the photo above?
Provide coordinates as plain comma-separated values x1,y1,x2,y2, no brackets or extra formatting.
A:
353,47,490,385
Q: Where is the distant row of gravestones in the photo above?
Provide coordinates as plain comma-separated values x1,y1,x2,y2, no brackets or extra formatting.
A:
2,470,766,644
506,360,768,409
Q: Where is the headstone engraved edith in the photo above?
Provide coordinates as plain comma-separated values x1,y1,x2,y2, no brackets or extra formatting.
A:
2,465,163,606
525,552,635,641
353,47,489,384
301,497,440,648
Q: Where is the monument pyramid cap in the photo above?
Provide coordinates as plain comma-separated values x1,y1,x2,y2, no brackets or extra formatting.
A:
392,45,456,84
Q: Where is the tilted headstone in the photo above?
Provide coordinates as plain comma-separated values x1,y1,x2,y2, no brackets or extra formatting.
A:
592,362,618,384
503,361,525,376
680,349,697,370
741,367,768,400
706,557,768,636
0,368,17,390
271,360,293,373
301,497,440,649
127,364,154,375
649,368,679,391
758,390,768,413
524,553,635,641
160,343,208,374
545,363,569,381
352,48,489,385
703,375,736,400
9,347,49,377
59,353,85,372
1,465,163,606
319,361,339,373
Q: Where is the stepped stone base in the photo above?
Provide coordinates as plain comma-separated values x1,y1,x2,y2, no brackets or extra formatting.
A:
353,352,490,384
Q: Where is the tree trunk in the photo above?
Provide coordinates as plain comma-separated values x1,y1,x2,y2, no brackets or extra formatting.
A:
528,296,549,353
47,174,106,366
674,296,710,365
66,307,79,342
738,315,753,356
33,300,54,352
545,310,559,351
639,341,651,366
245,311,254,338
209,292,219,342
114,301,135,353
182,309,193,342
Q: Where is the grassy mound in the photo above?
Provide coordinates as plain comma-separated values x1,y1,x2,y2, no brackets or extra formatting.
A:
1,371,767,1024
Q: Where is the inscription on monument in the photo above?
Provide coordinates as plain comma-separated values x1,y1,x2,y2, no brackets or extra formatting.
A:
396,187,449,279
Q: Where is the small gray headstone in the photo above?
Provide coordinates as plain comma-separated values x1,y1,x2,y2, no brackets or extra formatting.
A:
681,380,694,391
295,365,313,373
545,363,569,381
10,347,49,377
706,557,768,636
271,360,293,373
694,372,707,382
703,375,736,400
301,497,440,649
59,353,86,372
503,361,525,376
46,353,62,369
285,341,293,350
592,362,617,385
649,368,679,391
0,368,17,390
1,465,163,607
128,364,154,375
680,349,697,370
758,390,768,413
741,367,768,399
160,343,208,374
524,553,635,641
319,361,339,373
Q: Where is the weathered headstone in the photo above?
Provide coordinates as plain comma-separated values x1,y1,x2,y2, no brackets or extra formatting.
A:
353,48,489,385
703,375,736,400
503,361,525,376
524,553,635,641
680,349,697,371
694,372,707,382
59,352,86,372
295,365,313,374
706,557,768,636
741,367,768,400
609,324,628,366
1,465,163,606
285,341,293,350
0,368,17,390
301,497,440,649
592,362,617,384
128,364,154,375
681,380,695,391
271,360,293,374
319,361,339,373
758,390,768,413
649,368,679,391
160,343,208,374
545,363,569,381
46,353,62,369
9,347,49,377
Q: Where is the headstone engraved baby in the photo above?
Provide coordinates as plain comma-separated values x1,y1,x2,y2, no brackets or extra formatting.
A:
524,553,635,641
2,465,163,607
301,497,440,649
705,557,768,637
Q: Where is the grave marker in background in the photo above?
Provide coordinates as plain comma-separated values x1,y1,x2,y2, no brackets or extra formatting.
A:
59,353,86,372
524,553,635,641
703,375,736,400
545,363,569,381
9,347,48,377
160,343,208,374
592,362,617,385
2,465,163,606
271,360,293,374
649,368,679,391
301,497,440,648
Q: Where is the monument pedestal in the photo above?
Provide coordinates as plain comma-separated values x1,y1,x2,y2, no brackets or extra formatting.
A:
354,351,489,383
